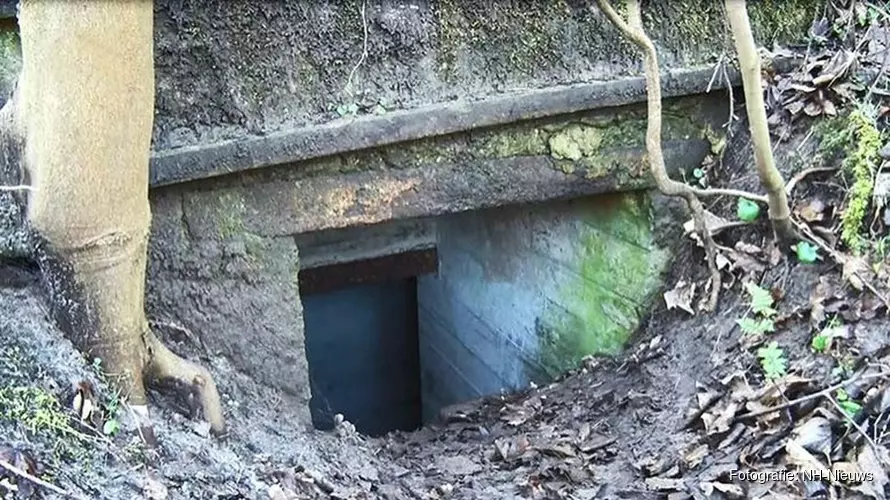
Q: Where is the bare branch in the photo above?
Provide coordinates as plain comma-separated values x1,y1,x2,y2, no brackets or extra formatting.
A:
0,185,34,192
0,459,70,497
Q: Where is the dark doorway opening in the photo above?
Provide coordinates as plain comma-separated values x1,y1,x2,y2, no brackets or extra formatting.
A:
299,249,436,437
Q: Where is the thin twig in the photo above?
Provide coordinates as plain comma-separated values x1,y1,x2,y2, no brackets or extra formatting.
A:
826,395,888,466
722,61,737,130
694,187,767,203
343,0,369,99
733,370,890,422
784,166,839,195
707,53,725,93
0,184,34,192
0,459,69,497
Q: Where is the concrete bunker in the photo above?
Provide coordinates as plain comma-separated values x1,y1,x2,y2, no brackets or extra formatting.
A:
295,192,672,436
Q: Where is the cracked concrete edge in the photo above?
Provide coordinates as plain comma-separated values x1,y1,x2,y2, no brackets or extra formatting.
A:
149,64,740,187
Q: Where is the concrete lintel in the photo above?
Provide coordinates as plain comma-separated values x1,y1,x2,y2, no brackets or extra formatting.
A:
150,63,744,188
296,218,437,270
271,137,708,236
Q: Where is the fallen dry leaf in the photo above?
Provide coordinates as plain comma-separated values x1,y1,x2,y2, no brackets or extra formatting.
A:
435,455,481,477
645,477,686,492
785,440,831,478
851,445,890,498
843,255,874,292
682,443,709,469
794,198,827,222
142,474,169,500
789,416,833,457
664,280,696,315
700,481,745,499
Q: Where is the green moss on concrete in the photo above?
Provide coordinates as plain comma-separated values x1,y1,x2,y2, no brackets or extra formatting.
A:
642,1,811,61
536,193,671,377
434,0,568,81
471,127,550,158
747,0,814,46
299,96,713,192
549,125,604,161
243,232,266,261
215,191,247,240
433,0,811,83
0,24,21,99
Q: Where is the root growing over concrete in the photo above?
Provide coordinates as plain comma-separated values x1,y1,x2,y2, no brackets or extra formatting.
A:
595,0,729,311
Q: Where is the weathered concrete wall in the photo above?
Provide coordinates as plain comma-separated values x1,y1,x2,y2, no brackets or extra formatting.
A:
153,92,728,236
417,193,672,420
150,0,812,151
144,186,312,423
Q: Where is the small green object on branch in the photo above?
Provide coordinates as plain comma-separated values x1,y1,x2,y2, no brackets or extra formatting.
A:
794,241,819,263
835,389,862,418
736,198,761,222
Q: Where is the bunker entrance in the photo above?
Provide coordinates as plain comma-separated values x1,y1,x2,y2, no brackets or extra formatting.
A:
299,249,435,437
297,195,667,437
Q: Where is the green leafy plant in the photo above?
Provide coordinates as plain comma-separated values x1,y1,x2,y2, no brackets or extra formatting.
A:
737,282,777,335
738,317,775,335
812,316,845,353
91,357,122,437
811,333,829,353
835,388,862,418
746,282,777,316
757,341,788,381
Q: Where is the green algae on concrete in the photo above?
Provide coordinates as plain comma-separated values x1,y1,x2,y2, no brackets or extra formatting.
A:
216,190,247,240
434,0,567,81
0,24,21,100
433,0,812,83
535,192,671,377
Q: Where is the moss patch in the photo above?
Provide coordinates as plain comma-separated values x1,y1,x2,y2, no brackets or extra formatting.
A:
432,0,811,83
0,346,97,467
215,191,247,240
817,108,883,252
535,193,671,377
433,0,568,81
0,23,21,100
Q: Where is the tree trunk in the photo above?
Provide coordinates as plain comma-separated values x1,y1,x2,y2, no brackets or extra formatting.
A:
16,0,224,437
725,0,796,244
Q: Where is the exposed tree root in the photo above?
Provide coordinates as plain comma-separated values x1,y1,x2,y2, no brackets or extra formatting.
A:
595,0,728,311
145,329,226,435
